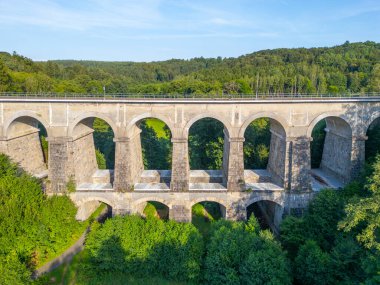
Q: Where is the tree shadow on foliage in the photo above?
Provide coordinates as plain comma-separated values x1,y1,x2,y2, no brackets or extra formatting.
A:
84,221,202,284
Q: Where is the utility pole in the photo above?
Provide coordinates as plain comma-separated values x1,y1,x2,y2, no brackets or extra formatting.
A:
256,73,259,99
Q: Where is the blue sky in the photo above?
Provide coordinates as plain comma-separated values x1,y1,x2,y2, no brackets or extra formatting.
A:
0,0,379,61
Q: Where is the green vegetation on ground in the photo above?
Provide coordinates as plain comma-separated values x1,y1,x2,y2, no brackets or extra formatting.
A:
192,202,223,237
0,154,91,285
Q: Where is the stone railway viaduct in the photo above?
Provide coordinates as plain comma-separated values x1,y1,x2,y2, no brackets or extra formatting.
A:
1,96,379,227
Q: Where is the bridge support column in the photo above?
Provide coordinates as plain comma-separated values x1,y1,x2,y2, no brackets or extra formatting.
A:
285,136,312,191
170,138,189,191
267,127,287,187
169,204,191,222
114,136,143,192
320,118,352,183
351,135,367,179
47,137,74,194
72,131,98,185
226,203,247,221
223,133,245,191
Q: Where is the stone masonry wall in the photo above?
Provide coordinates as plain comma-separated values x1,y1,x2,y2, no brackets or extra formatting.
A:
320,131,352,183
72,133,98,185
267,131,286,187
48,138,74,193
287,137,311,191
6,131,46,175
170,139,189,191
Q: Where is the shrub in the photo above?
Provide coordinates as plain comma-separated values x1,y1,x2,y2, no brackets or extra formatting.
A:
204,218,291,285
85,215,203,282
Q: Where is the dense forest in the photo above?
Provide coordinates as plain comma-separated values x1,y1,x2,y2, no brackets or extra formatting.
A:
0,41,379,95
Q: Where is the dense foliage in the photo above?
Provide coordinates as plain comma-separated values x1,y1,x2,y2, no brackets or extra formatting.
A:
0,154,86,284
1,42,379,95
83,215,203,283
204,217,291,285
281,157,380,284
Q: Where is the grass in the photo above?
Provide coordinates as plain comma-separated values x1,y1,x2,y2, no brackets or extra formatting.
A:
145,118,169,139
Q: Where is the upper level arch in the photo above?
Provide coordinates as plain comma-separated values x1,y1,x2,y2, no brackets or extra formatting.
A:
183,113,232,138
68,112,118,138
307,112,352,138
365,110,380,134
238,112,289,138
126,113,174,138
4,110,50,139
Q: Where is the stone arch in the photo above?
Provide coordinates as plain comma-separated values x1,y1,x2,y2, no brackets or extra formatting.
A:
183,113,232,139
3,111,49,176
308,112,353,185
69,112,117,138
74,196,115,221
190,197,228,220
241,113,288,187
365,110,380,134
132,197,171,218
69,113,116,186
4,110,50,138
245,197,284,233
189,197,227,209
238,112,288,138
75,196,116,209
244,196,284,209
307,112,352,138
133,197,172,209
126,113,174,138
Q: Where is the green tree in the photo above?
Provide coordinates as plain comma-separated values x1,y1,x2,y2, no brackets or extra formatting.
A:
339,155,380,251
294,240,333,285
95,149,106,169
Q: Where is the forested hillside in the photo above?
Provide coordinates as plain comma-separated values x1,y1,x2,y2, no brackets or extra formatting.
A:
1,41,379,95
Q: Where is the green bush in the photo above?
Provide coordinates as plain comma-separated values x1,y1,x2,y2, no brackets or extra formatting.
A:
203,218,291,285
295,240,334,285
85,215,203,282
0,154,85,282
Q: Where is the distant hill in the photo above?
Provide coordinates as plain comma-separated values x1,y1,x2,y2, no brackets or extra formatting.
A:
0,41,379,94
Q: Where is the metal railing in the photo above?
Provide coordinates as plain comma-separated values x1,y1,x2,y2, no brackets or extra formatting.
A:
0,92,379,100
